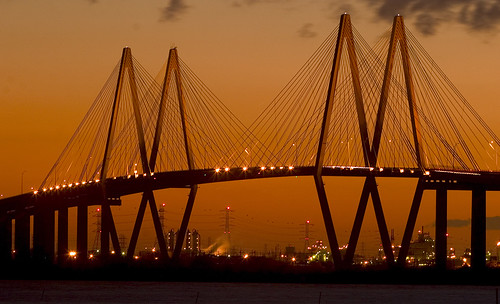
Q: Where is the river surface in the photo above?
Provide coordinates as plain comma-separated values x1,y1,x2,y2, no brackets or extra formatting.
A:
0,280,497,303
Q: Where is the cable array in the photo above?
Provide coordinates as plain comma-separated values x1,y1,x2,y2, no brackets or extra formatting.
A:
40,16,500,191
40,49,254,189
370,25,500,171
153,55,256,172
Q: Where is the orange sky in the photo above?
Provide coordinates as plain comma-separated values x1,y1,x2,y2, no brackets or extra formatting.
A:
2,0,500,257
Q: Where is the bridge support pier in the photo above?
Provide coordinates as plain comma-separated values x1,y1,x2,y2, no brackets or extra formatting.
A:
57,207,68,263
435,188,447,270
14,211,30,261
471,187,486,270
398,178,424,266
101,204,110,258
0,217,12,261
100,203,121,259
313,176,342,267
344,180,371,266
33,208,55,263
174,185,198,259
344,177,394,267
77,204,88,260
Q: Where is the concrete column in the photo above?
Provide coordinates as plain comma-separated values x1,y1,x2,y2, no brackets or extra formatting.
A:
100,203,110,257
33,208,55,263
57,207,68,263
0,217,12,261
471,187,486,270
76,204,88,260
14,212,30,261
435,188,447,270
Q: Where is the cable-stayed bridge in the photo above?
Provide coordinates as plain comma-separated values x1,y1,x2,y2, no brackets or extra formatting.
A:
1,14,499,270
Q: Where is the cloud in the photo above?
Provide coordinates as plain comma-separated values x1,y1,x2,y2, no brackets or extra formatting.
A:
436,217,500,230
487,216,500,230
363,0,500,35
160,0,189,22
447,219,470,228
297,23,317,38
233,0,290,5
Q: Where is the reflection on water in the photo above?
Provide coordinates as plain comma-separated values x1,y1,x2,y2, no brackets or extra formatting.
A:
0,280,496,303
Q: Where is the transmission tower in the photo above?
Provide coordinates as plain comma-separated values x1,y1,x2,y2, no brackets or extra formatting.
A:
224,206,231,243
119,234,127,254
300,220,313,253
153,203,167,249
91,207,101,252
159,203,166,230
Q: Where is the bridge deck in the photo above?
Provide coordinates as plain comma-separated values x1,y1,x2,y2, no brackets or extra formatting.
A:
1,166,500,217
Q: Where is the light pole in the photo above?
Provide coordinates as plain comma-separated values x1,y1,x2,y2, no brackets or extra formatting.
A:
497,241,500,266
340,137,352,166
389,139,396,168
348,137,352,166
489,141,498,170
451,143,460,169
20,170,27,194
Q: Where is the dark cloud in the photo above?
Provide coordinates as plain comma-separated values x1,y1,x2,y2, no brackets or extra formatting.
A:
487,216,500,230
447,219,470,228
160,0,189,22
86,0,98,3
438,217,500,229
363,0,500,35
233,0,290,5
297,23,317,38
414,14,441,36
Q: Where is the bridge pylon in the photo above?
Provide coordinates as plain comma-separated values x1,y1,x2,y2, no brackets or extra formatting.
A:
126,48,198,261
100,46,153,258
315,13,395,268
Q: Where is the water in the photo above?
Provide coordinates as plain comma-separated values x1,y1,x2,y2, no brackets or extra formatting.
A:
0,280,497,303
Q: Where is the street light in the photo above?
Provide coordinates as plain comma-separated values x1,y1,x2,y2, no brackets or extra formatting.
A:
450,143,460,169
341,137,352,166
389,139,396,168
21,170,27,194
496,241,500,266
489,141,498,170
